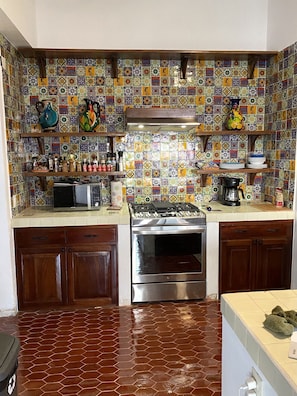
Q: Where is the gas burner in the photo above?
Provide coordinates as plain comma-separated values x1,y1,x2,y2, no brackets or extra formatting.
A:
129,201,206,226
130,203,155,214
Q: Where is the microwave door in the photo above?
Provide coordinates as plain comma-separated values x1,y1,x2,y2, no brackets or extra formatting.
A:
54,185,75,207
74,185,88,207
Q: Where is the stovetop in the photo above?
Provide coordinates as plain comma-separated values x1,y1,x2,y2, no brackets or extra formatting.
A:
129,202,206,227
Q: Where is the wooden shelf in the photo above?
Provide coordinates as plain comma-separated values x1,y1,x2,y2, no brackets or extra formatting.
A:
20,132,126,138
18,48,278,79
23,171,126,177
196,130,275,152
21,131,126,155
194,167,274,186
18,48,278,60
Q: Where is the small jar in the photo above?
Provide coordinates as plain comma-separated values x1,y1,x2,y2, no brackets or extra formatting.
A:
275,187,284,207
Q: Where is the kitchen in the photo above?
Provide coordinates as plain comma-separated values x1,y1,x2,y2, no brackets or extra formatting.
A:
0,0,297,394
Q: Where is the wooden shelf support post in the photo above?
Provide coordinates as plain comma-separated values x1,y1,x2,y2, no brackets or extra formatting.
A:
180,56,188,79
248,55,258,79
37,57,46,79
110,56,118,79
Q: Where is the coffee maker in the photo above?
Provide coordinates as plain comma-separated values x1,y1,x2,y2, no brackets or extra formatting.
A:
219,177,245,206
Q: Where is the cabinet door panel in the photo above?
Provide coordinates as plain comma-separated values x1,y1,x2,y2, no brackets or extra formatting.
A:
220,239,253,294
16,247,67,309
253,238,292,290
67,245,117,306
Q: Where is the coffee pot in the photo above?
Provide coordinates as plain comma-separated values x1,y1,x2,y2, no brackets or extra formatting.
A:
219,177,245,206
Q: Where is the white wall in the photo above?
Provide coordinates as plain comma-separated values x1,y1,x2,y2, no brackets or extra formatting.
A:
3,0,297,51
0,0,37,47
222,319,277,396
34,0,269,50
267,0,297,50
0,60,18,316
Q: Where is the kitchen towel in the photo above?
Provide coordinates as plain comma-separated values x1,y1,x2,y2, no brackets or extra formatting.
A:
111,181,123,207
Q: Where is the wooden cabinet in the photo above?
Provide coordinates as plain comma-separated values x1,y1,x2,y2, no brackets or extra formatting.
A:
66,226,117,307
219,220,293,295
14,225,118,310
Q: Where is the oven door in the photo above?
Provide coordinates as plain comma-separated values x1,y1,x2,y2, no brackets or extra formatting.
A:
131,225,206,284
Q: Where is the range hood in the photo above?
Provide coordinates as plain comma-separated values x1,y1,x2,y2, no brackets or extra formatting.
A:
125,108,200,132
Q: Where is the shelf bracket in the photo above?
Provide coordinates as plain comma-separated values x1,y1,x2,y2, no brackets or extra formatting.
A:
199,135,210,152
248,135,259,152
248,55,258,79
37,57,46,79
110,56,118,79
247,173,257,185
201,174,207,187
38,176,47,191
180,56,188,79
36,137,45,155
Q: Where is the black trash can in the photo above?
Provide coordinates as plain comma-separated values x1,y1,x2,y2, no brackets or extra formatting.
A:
0,333,20,396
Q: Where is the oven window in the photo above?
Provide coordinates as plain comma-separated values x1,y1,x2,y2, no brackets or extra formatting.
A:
134,233,203,275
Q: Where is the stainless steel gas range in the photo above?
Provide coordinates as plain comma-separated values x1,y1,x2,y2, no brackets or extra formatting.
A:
129,202,206,303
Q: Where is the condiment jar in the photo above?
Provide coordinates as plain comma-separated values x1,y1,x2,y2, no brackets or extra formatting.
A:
275,187,284,207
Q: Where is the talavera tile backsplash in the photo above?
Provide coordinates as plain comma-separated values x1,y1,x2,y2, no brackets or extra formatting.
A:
1,32,296,214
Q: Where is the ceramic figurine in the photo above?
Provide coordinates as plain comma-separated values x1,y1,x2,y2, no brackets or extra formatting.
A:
36,99,59,131
79,98,100,132
225,98,244,130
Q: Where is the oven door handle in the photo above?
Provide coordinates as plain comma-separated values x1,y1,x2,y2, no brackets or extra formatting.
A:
132,227,205,235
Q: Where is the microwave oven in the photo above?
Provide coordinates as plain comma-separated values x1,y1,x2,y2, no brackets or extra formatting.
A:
53,182,101,211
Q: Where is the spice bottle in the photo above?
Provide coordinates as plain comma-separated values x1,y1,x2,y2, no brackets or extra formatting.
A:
118,151,124,172
76,161,82,172
82,158,87,172
62,157,68,172
48,153,54,172
54,156,59,172
275,187,284,207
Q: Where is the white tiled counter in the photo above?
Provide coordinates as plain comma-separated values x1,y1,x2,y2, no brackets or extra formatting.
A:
11,203,130,227
200,201,295,222
221,290,297,396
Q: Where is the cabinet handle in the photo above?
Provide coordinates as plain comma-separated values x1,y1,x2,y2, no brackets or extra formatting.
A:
61,248,65,252
235,229,247,233
267,228,278,233
32,236,48,241
68,248,72,252
83,234,98,238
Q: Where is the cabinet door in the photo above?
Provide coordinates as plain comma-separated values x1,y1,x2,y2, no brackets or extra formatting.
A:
220,239,254,294
16,247,67,309
253,238,292,290
67,244,118,306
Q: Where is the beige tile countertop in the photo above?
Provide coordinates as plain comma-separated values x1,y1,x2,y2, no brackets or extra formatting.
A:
11,201,294,228
12,203,130,228
200,201,295,222
221,290,297,395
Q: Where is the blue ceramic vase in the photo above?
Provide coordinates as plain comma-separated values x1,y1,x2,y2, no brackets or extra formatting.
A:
36,99,59,131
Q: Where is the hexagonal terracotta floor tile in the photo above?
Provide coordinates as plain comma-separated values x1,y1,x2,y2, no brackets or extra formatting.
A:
0,301,222,395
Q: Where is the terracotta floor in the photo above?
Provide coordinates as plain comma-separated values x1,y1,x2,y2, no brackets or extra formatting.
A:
0,300,222,396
